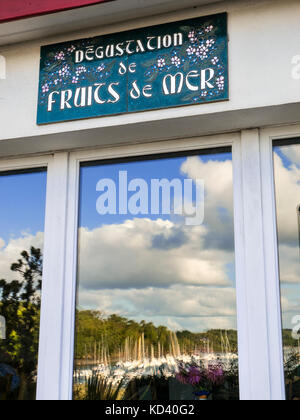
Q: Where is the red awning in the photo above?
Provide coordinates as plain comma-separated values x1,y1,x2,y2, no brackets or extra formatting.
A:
0,0,114,23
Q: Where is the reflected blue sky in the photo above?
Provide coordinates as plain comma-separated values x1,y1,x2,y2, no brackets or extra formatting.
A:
79,152,231,229
77,152,237,333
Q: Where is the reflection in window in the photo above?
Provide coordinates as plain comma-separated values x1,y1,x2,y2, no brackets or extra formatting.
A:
73,150,239,400
274,142,300,401
0,170,47,400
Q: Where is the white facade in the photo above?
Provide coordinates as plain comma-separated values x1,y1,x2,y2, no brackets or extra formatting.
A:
0,0,300,400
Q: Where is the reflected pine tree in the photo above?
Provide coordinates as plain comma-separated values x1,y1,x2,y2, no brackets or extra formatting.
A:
0,247,42,400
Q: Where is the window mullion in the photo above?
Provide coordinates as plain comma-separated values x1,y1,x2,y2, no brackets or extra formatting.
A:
260,132,286,400
36,152,70,401
59,154,80,400
233,130,272,400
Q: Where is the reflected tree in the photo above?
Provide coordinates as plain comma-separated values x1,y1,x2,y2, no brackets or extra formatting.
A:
0,247,42,400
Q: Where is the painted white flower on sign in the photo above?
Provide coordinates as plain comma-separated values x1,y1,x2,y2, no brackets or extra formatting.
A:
171,56,181,68
186,46,196,56
196,45,209,60
157,58,166,68
205,25,214,33
206,39,215,48
216,76,225,90
67,45,76,53
58,65,70,78
55,51,65,60
42,84,49,93
97,64,105,72
76,66,87,77
188,31,197,43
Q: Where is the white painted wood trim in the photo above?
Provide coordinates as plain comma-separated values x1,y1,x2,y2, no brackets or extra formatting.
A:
36,152,70,400
260,130,286,400
236,130,272,400
69,133,239,163
60,152,80,400
258,123,300,400
0,155,51,171
232,136,251,400
0,154,59,401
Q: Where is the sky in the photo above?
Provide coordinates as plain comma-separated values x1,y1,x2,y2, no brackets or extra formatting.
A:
77,151,237,334
0,170,47,283
0,170,47,243
79,152,230,228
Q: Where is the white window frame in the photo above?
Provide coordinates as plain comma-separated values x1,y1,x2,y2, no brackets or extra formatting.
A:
60,133,244,401
0,154,54,399
35,130,284,401
260,124,300,401
4,125,300,400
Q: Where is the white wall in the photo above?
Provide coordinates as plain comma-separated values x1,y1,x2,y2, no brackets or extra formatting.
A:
0,0,300,154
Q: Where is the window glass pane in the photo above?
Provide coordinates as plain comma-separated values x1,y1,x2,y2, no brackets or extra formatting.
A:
73,150,239,401
274,142,300,401
0,169,47,400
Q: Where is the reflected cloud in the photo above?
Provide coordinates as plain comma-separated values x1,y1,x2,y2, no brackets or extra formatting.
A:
279,144,300,168
151,227,188,250
181,156,233,215
78,285,237,332
273,153,300,245
278,244,300,284
78,218,233,291
0,232,44,282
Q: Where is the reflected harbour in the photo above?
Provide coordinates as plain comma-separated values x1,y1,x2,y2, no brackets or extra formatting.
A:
73,150,239,400
73,311,239,400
